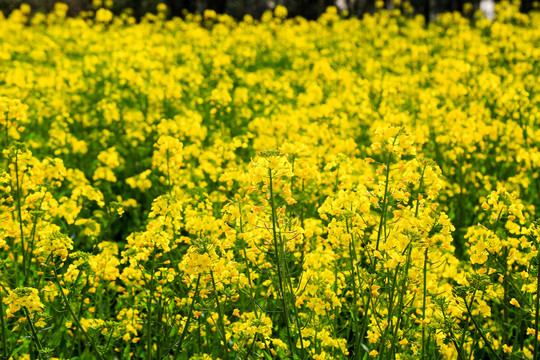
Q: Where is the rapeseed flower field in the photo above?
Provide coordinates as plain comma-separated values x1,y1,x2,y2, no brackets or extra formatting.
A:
1,1,539,359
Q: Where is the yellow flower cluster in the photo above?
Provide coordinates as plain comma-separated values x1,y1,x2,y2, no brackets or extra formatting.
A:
0,1,539,359
5,288,43,317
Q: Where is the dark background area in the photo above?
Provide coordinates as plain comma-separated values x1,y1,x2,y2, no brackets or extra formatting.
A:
0,0,535,22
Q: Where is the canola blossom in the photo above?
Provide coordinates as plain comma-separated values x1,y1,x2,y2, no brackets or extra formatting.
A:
0,2,540,359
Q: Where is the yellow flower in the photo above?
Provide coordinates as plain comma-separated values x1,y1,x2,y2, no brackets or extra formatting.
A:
274,5,288,19
35,228,73,261
156,3,168,13
398,338,408,345
5,287,44,317
95,8,113,23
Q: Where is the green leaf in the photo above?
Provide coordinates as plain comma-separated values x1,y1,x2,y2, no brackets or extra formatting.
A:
122,343,131,360
9,343,27,358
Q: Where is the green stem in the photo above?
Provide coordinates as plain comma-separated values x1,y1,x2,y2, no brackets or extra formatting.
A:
238,206,261,319
375,154,392,251
463,295,502,360
25,193,47,284
23,308,44,360
374,132,400,252
415,164,427,218
534,245,540,360
467,331,479,360
458,289,477,358
104,324,115,353
4,112,9,146
422,246,428,360
156,290,165,360
283,253,305,356
0,289,8,359
14,149,27,283
66,271,87,359
378,263,402,358
346,220,360,352
210,271,230,360
356,292,373,359
172,274,201,360
492,256,530,307
441,308,466,360
268,167,296,356
389,245,413,357
166,149,172,194
243,334,258,360
502,245,509,347
147,258,156,360
52,266,104,360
